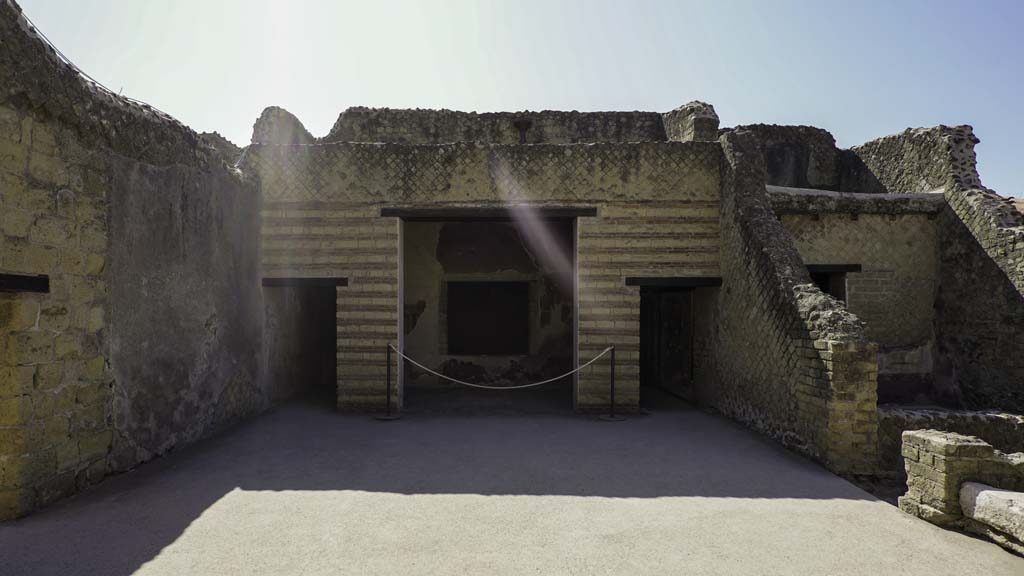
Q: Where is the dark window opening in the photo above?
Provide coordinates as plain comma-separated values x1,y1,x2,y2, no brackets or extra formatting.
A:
0,273,50,293
810,271,847,302
447,281,528,355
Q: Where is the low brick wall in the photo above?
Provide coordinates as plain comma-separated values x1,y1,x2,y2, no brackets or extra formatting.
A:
879,407,1024,478
899,430,1024,526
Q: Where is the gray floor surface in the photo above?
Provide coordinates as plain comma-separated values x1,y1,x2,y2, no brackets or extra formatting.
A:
1,397,1021,575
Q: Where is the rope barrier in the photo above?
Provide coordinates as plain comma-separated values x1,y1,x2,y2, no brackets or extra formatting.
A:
388,344,613,390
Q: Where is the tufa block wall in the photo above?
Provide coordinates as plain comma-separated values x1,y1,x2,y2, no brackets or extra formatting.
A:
244,138,723,413
880,407,1024,479
696,128,879,476
0,105,112,519
1,0,265,519
899,430,1024,526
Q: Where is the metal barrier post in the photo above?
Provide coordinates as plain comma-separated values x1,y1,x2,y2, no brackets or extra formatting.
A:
375,343,401,421
600,345,625,421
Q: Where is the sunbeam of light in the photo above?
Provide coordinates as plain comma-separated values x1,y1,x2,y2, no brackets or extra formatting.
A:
493,157,575,291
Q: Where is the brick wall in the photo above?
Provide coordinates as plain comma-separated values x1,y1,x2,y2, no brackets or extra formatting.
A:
899,430,1024,524
244,138,722,413
780,213,939,349
851,125,1024,412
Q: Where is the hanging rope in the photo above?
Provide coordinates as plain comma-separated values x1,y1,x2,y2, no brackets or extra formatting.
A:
388,344,613,390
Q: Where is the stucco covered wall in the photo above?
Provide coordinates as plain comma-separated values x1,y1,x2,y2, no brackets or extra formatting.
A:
106,158,263,467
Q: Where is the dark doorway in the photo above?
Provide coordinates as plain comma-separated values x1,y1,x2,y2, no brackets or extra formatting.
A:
263,284,338,407
640,287,695,408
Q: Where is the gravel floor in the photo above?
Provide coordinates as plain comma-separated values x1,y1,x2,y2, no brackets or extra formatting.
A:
1,399,1021,575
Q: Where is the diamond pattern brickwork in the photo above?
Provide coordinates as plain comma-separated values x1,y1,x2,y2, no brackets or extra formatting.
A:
245,141,722,413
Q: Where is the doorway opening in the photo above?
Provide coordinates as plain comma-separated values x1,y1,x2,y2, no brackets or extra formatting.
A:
399,217,577,414
640,287,695,409
263,279,341,408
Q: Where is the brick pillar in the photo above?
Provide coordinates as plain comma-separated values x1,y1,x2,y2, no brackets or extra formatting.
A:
898,430,996,526
575,217,640,414
335,218,401,413
821,340,879,475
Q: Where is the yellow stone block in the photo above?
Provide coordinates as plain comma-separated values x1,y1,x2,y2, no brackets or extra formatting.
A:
86,307,105,334
27,153,68,187
0,395,28,427
0,428,27,458
8,331,54,365
0,366,34,398
78,430,112,462
83,356,106,380
0,137,26,174
34,362,64,391
28,217,71,247
0,210,34,238
54,334,82,359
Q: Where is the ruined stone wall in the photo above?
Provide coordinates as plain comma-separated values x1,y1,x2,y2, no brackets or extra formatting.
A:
324,107,668,145
697,128,878,475
879,407,1024,479
851,126,1024,412
899,430,1024,527
728,125,843,190
937,208,1024,411
245,138,722,413
0,0,264,519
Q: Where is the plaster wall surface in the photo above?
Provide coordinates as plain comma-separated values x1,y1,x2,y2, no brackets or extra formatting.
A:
107,157,264,466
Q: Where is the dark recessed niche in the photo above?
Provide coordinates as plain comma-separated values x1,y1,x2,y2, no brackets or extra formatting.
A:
447,281,528,355
0,273,50,294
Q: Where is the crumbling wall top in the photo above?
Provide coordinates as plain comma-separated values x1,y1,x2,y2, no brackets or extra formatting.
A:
250,106,315,146
0,0,223,169
322,106,669,144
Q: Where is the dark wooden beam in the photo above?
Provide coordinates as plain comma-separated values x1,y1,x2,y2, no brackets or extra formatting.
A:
0,273,50,294
380,206,598,221
262,277,348,288
806,264,862,274
625,276,722,288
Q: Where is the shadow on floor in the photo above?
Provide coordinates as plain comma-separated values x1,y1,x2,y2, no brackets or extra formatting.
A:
0,396,874,576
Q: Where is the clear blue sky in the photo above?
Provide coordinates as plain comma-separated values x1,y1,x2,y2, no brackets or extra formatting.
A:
19,0,1023,196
